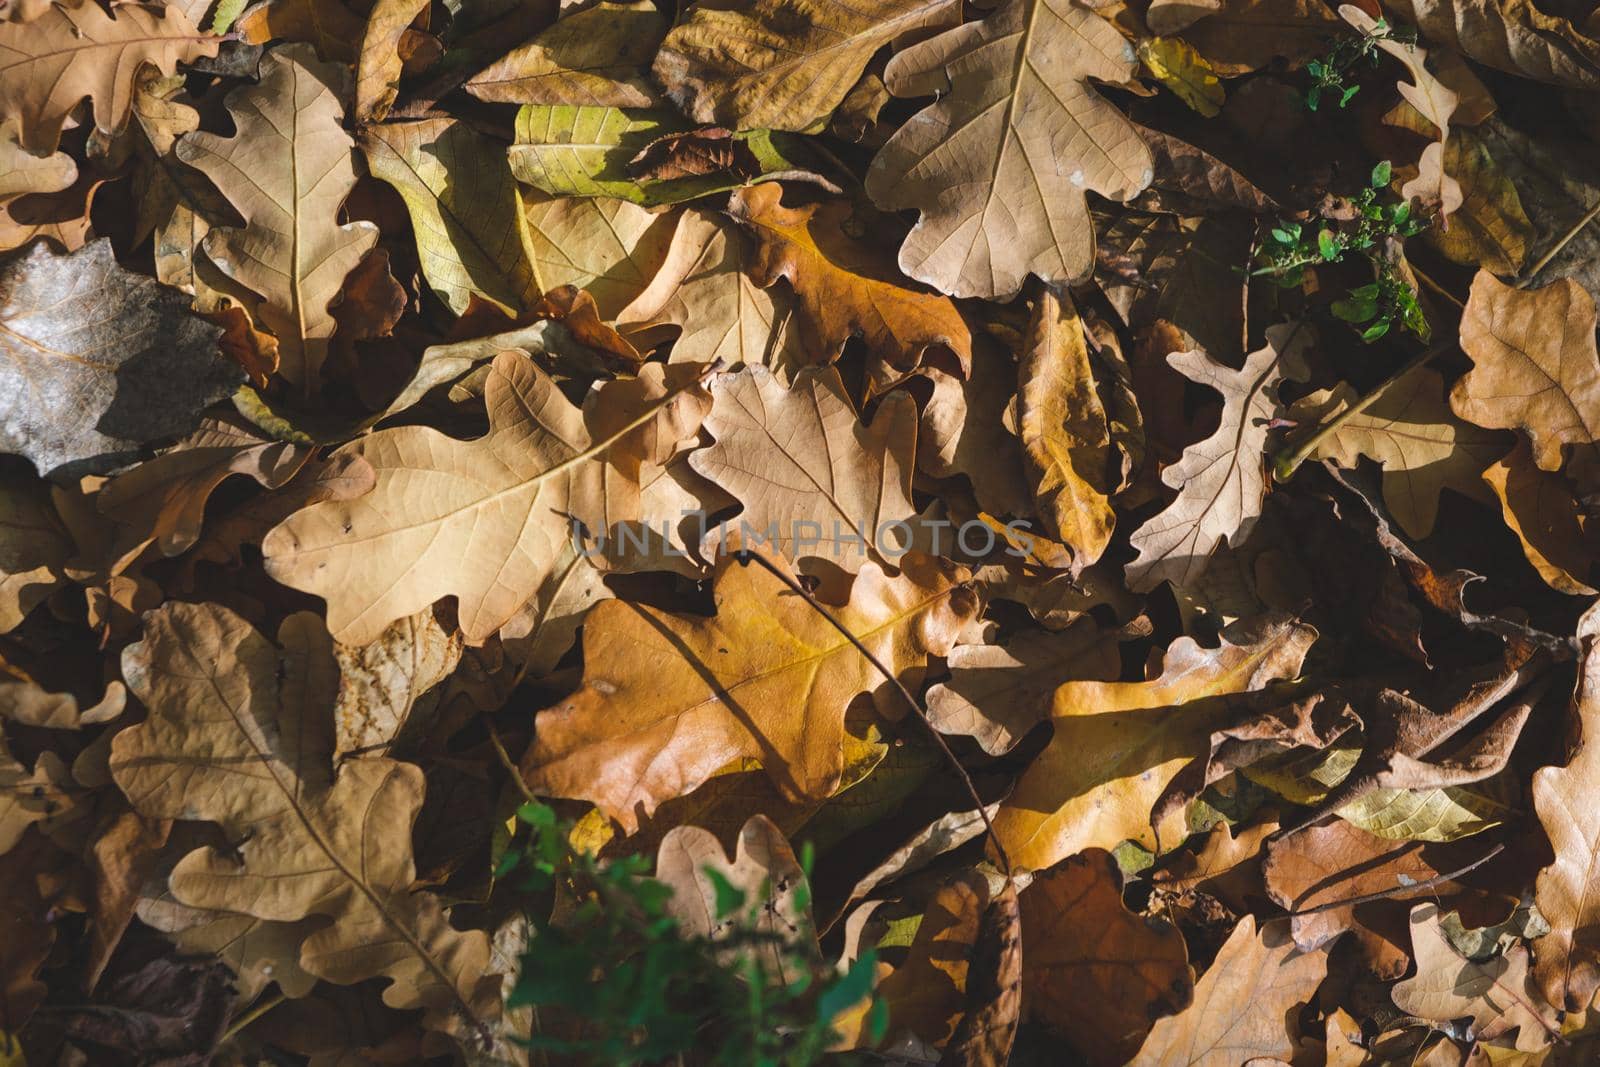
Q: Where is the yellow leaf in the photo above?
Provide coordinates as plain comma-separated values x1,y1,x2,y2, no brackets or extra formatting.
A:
522,543,977,833
992,614,1315,872
362,117,541,318
1138,37,1224,117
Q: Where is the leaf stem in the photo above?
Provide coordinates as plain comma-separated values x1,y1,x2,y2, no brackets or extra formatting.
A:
730,549,1013,879
1521,196,1600,287
1288,841,1505,916
1272,340,1452,482
220,990,287,1043
1411,265,1464,311
488,721,540,806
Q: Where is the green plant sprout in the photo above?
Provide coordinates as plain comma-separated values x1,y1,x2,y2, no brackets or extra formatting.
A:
1253,161,1432,342
500,801,886,1065
1303,16,1419,110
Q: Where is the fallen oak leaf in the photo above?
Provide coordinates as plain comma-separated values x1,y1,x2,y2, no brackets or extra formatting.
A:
1342,5,1463,216
1532,599,1600,1010
1286,367,1507,540
353,0,429,124
1019,285,1116,572
523,193,672,320
653,0,962,133
510,106,832,207
1144,0,1339,75
1483,440,1598,596
1384,0,1600,89
0,238,242,480
1394,903,1561,1052
926,617,1120,757
1130,915,1330,1066
0,1,219,152
360,116,541,318
656,814,813,974
728,183,972,376
263,350,706,645
109,602,500,1036
687,364,918,574
1022,850,1193,1066
1264,819,1493,961
521,543,977,833
177,45,377,392
0,127,75,203
937,879,1021,1067
96,416,311,573
464,0,665,108
616,208,804,367
1451,270,1600,476
1126,323,1312,593
864,0,1154,299
990,613,1316,873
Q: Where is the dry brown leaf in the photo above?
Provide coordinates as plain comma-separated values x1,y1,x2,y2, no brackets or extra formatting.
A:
466,0,666,107
687,364,918,573
926,618,1120,757
991,613,1316,873
728,183,972,375
657,814,813,975
0,472,70,633
1394,903,1561,1052
1145,0,1339,75
1425,128,1536,274
1131,915,1329,1066
235,0,366,61
97,416,311,572
178,45,377,390
1263,819,1486,961
263,350,696,645
1451,271,1600,475
333,609,463,760
521,544,976,832
937,879,1021,1066
913,336,1032,520
1532,601,1600,1010
653,0,961,132
864,0,1153,299
1022,850,1193,1066
353,0,429,124
0,830,56,1032
616,208,802,369
1020,286,1116,571
1385,0,1600,88
1126,323,1312,593
0,126,75,203
523,194,672,320
1289,367,1506,540
1484,441,1597,595
109,602,499,1033
879,873,988,1046
0,1,219,152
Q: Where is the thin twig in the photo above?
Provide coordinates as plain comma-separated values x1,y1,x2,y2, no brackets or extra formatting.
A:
488,721,540,806
730,548,1013,879
1412,266,1465,311
220,990,287,1043
1289,842,1505,916
1521,197,1600,286
1273,340,1452,482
